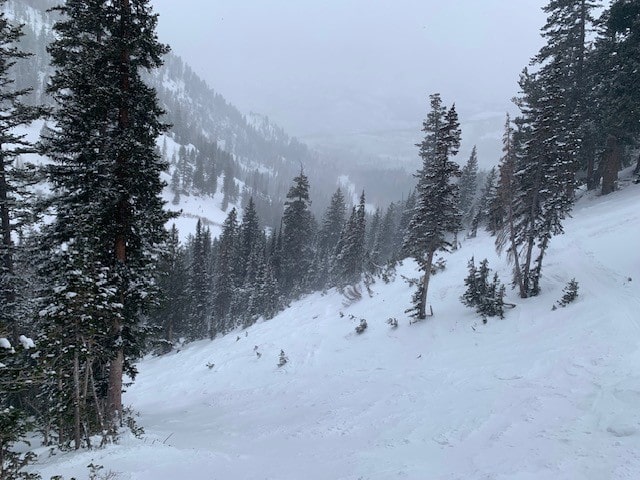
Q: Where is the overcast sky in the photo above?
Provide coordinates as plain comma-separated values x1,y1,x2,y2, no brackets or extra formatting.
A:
149,0,547,164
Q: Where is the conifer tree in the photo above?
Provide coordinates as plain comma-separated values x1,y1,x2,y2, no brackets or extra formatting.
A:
470,167,497,238
534,0,601,190
318,188,347,256
458,145,479,228
333,191,366,286
280,170,315,296
212,208,238,334
0,0,41,345
493,115,526,296
373,202,397,265
151,224,188,350
404,101,462,319
588,0,640,191
186,220,212,340
42,0,171,427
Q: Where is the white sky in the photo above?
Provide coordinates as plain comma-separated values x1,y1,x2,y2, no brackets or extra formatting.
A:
149,0,547,164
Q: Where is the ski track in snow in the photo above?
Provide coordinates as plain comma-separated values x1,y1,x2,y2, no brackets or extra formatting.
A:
36,181,640,479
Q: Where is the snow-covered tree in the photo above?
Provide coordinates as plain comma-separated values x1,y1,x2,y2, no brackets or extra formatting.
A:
404,100,462,319
42,0,171,429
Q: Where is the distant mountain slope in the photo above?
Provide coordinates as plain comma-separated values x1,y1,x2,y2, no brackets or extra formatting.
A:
33,172,640,480
6,0,414,237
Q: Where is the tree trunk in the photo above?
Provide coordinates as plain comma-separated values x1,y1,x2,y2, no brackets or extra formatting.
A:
107,0,131,424
418,249,435,319
506,204,525,298
602,134,620,195
73,350,82,449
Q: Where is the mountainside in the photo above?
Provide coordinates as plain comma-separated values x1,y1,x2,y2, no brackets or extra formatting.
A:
32,176,640,479
5,0,413,237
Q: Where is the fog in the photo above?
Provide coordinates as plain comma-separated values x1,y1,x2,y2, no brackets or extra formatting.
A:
150,1,547,169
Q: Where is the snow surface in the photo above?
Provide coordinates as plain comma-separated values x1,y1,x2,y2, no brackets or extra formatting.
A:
34,181,640,479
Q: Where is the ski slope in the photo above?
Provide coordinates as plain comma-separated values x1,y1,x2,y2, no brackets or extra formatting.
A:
36,179,640,479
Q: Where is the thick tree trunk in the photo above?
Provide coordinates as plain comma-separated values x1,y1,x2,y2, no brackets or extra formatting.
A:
107,0,131,424
601,134,620,195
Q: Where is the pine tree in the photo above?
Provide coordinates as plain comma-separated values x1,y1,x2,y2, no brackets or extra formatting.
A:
150,224,188,351
42,0,171,428
458,145,479,228
186,220,212,340
333,191,366,286
280,170,315,296
470,167,497,237
212,209,238,334
493,115,526,296
404,100,462,319
534,0,601,190
318,188,347,257
588,1,640,191
373,202,397,265
0,0,41,347
512,68,576,297
461,258,505,322
238,197,262,285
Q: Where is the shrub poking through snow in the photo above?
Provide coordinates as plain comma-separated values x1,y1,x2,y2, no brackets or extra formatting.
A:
556,279,579,308
461,257,506,322
277,350,288,367
386,317,398,328
355,319,368,334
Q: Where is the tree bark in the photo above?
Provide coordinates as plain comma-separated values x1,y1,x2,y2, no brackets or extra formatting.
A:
418,249,435,319
601,134,620,195
107,0,131,424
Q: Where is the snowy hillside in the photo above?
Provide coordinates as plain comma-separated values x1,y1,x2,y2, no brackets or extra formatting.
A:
32,179,640,479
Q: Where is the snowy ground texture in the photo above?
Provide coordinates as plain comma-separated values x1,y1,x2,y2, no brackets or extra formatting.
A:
36,178,640,479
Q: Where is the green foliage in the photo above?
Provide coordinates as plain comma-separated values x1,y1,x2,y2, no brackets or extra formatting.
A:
556,278,579,308
461,258,506,322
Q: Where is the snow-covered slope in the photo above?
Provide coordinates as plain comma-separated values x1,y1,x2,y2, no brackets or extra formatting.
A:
34,182,640,479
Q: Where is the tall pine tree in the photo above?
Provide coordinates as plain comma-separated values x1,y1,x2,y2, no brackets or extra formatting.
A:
404,100,462,319
42,0,171,428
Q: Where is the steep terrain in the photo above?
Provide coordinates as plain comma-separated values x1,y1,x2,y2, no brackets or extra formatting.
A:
32,177,640,479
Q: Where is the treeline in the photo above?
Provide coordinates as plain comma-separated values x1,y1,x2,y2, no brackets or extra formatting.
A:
148,173,422,348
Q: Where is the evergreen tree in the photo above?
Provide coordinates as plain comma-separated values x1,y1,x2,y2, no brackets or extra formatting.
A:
238,197,262,284
42,0,171,427
151,224,188,350
373,202,397,265
280,170,315,296
470,167,497,238
534,0,601,190
512,68,576,297
461,257,505,322
493,115,526,296
588,1,640,192
212,208,238,334
333,191,366,286
0,0,41,347
318,188,347,256
458,145,479,228
403,100,462,319
186,220,212,340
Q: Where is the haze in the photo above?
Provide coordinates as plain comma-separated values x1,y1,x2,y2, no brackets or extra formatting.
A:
150,0,547,168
